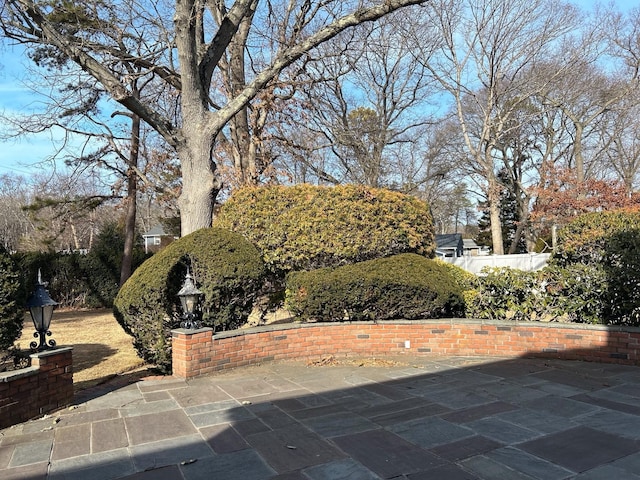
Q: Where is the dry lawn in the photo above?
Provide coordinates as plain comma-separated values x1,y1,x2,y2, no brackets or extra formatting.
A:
17,309,148,391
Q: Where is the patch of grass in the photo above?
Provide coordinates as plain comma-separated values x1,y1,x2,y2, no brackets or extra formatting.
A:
17,309,147,392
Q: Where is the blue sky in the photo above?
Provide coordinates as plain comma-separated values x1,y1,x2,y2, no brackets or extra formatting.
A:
0,0,636,179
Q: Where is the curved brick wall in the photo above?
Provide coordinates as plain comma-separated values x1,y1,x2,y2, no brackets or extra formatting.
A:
171,320,640,378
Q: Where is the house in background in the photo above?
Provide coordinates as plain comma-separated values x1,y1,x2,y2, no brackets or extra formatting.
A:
142,225,178,254
435,233,464,257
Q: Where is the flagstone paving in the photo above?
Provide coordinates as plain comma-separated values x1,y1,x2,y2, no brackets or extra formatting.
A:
4,355,640,479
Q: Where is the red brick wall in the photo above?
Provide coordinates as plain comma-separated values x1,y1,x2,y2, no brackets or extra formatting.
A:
171,321,640,379
0,347,74,429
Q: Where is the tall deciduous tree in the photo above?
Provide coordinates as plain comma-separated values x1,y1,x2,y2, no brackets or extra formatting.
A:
415,0,579,254
1,0,426,235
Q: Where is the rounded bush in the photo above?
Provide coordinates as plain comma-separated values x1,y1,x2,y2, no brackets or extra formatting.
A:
285,253,464,321
0,246,24,351
113,228,266,372
214,184,435,273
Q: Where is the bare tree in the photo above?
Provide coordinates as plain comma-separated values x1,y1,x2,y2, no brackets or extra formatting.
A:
1,0,426,235
414,0,580,254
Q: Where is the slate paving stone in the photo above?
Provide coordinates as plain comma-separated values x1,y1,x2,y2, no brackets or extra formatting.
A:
120,399,181,417
231,417,272,437
124,409,198,445
370,404,451,427
579,409,640,440
573,465,640,480
136,379,188,393
465,417,541,444
571,393,640,416
351,397,431,418
534,381,588,397
286,403,348,420
130,434,215,472
440,401,517,424
388,416,475,449
188,404,255,428
0,444,13,468
461,454,538,480
300,411,378,437
9,439,53,467
428,435,504,462
56,408,120,427
520,395,599,419
586,387,640,407
303,458,380,480
270,471,309,480
2,462,49,480
169,384,231,408
253,407,297,429
495,408,576,435
179,449,275,480
608,451,640,474
472,360,549,378
92,418,129,453
361,382,414,401
484,446,574,480
200,424,249,453
531,369,607,391
246,424,345,473
119,464,184,480
419,387,495,410
406,463,481,480
333,429,444,479
48,448,135,480
471,383,549,404
519,426,640,473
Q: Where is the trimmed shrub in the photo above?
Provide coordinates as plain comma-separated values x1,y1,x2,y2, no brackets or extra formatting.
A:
113,228,266,372
285,253,464,321
214,184,435,273
552,208,640,324
0,246,24,351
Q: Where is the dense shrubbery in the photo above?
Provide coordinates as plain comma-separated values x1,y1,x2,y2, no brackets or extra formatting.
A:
552,208,640,325
215,184,435,273
0,246,24,351
285,253,464,321
113,228,266,371
467,207,640,325
14,223,149,309
464,264,607,324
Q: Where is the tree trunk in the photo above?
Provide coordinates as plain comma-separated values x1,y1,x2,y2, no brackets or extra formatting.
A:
488,177,504,255
177,131,222,235
120,113,140,286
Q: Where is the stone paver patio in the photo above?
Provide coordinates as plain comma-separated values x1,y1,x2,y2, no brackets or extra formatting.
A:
3,355,640,479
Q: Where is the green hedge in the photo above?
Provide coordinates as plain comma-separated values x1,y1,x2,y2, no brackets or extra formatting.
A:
285,253,464,321
0,246,24,351
552,207,640,324
113,228,266,372
214,184,435,273
464,264,607,324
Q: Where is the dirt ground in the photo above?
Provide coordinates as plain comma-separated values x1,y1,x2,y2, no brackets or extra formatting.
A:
17,309,149,392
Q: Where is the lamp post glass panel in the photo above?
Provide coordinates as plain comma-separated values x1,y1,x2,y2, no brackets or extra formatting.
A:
178,269,203,329
27,270,58,351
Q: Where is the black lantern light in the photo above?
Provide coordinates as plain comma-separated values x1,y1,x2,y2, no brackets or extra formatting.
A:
178,268,203,329
27,269,58,351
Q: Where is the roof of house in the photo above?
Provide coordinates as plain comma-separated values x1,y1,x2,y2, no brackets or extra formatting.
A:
435,233,463,250
143,225,167,237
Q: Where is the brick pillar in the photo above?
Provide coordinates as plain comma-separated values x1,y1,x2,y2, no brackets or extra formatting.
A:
171,328,214,378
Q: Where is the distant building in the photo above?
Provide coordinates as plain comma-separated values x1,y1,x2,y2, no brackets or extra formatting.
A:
435,234,464,258
436,234,487,258
142,225,178,253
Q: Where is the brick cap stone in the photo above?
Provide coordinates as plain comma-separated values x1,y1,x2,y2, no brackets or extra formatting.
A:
29,346,73,360
171,327,213,335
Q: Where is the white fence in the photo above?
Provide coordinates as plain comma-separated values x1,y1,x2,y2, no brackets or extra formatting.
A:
441,253,551,274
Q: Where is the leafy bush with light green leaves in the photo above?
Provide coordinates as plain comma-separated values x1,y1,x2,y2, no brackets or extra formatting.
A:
214,184,435,273
465,264,608,324
285,253,464,321
113,228,266,372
